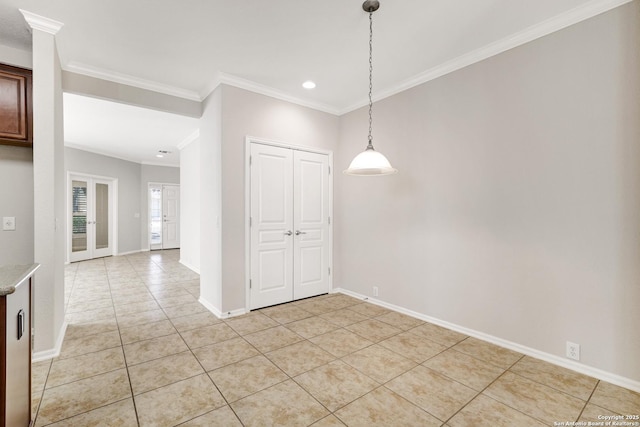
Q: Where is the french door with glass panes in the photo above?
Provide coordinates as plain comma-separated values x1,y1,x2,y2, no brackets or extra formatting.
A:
250,143,331,310
69,175,114,262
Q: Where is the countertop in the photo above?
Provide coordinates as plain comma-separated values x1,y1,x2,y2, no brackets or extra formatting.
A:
0,264,39,296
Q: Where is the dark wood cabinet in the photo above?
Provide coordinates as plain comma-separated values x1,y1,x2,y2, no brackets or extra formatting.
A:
0,63,33,147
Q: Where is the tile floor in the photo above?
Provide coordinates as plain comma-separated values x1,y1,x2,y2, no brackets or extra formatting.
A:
31,250,640,426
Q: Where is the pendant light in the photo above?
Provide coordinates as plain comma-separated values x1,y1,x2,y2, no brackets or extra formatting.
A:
344,0,397,176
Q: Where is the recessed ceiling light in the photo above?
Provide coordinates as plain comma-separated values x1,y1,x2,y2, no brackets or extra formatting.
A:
302,81,316,89
156,154,164,158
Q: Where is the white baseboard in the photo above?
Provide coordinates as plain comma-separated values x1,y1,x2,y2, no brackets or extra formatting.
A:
33,320,68,362
198,296,246,319
117,249,146,256
334,288,640,393
179,259,200,275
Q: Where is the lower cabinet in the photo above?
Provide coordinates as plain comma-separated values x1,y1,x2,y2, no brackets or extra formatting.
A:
1,275,32,427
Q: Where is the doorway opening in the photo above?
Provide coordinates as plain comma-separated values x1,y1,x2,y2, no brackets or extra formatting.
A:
148,183,180,250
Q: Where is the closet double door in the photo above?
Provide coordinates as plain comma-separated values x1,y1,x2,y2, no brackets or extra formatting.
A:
250,143,331,310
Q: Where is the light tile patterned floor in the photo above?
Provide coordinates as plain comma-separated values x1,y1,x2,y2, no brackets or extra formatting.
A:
31,250,640,426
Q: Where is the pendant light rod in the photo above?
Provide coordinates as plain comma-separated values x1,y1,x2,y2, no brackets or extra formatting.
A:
367,5,374,150
344,0,397,176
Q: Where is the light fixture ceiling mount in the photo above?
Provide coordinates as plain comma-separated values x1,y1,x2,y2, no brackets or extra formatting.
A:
344,0,397,176
362,0,380,13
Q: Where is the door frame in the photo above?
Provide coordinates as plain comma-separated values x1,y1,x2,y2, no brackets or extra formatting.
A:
244,136,334,311
66,171,119,263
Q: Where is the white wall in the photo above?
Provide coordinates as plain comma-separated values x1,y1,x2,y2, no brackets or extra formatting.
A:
219,85,340,312
0,146,33,265
0,43,32,69
140,164,180,250
199,87,222,312
62,71,201,118
31,27,66,356
336,1,640,383
179,139,200,272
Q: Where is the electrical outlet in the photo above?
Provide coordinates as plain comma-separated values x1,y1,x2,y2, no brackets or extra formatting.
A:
566,341,580,361
373,286,379,297
3,217,16,231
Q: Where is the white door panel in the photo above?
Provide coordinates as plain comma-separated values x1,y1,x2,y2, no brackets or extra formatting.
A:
250,143,330,309
293,150,330,300
250,144,294,309
162,185,180,249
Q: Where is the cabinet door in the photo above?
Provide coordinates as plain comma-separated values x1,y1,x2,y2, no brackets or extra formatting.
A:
5,279,31,426
0,64,32,147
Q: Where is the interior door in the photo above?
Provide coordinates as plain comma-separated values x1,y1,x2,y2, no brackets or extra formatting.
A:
250,143,330,310
149,185,163,250
70,176,113,262
250,144,294,309
293,150,330,299
162,185,180,249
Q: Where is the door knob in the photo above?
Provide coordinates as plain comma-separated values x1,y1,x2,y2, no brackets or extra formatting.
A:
295,230,306,235
284,230,293,236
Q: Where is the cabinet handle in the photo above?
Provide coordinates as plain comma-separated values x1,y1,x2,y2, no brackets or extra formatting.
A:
17,309,24,340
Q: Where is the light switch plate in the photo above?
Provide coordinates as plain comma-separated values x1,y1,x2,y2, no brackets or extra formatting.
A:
3,217,16,231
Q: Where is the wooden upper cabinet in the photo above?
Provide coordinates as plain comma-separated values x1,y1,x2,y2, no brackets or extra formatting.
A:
0,63,33,147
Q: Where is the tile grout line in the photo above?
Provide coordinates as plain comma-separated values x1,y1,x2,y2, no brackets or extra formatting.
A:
439,352,528,426
575,379,601,422
43,253,634,426
112,255,142,427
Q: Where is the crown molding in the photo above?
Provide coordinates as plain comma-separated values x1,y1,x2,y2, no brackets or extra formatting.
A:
19,10,64,35
32,0,632,116
177,129,200,150
64,61,202,102
140,160,180,168
211,72,341,116
338,0,634,115
65,142,142,165
66,142,181,167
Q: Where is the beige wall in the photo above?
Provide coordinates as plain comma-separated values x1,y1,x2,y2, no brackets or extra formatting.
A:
0,146,34,265
0,46,34,266
66,147,142,254
336,1,640,382
218,85,340,312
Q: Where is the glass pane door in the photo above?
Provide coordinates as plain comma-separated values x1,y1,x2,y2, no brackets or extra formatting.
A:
72,180,88,253
70,175,113,262
150,187,162,248
95,183,109,250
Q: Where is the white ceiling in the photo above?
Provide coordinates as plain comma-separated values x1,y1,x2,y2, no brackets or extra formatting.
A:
0,0,631,164
63,93,199,167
